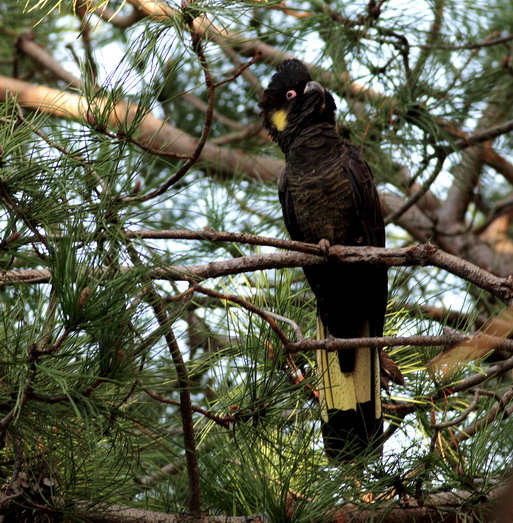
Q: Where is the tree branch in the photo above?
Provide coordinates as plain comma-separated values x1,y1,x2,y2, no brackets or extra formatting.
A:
0,75,282,182
141,386,234,429
16,34,81,89
284,332,513,353
4,242,513,303
125,242,202,515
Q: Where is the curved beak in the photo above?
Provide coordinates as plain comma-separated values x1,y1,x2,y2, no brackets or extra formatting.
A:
304,81,326,113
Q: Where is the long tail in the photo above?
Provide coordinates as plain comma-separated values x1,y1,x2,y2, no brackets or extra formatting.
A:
316,315,382,461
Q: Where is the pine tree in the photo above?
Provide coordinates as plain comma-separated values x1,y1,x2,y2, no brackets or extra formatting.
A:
0,0,512,520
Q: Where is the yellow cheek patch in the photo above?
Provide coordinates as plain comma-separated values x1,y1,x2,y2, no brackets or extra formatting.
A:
271,109,288,131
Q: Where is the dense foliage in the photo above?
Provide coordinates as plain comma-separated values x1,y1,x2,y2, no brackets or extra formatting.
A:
1,0,513,520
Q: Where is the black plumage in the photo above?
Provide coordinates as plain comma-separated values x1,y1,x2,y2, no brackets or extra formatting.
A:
259,59,387,461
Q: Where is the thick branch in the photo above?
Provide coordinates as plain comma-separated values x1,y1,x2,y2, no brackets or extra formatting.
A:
126,0,391,105
0,75,281,182
88,2,144,28
77,503,263,522
438,93,506,227
17,35,81,89
3,243,513,304
381,193,434,243
284,333,513,354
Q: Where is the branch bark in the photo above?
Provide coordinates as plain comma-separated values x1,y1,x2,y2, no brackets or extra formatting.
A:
73,484,506,522
4,243,513,304
0,75,282,182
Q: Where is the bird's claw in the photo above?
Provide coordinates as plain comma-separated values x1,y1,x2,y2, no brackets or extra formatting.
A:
318,238,331,256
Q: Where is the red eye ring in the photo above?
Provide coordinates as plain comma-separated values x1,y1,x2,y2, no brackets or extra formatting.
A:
286,90,297,100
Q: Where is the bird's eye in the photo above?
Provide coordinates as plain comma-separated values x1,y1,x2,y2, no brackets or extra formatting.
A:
286,90,297,100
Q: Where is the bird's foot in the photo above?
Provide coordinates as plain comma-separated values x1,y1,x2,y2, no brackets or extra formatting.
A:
318,238,331,256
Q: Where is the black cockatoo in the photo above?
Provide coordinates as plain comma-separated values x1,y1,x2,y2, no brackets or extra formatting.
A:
260,59,387,460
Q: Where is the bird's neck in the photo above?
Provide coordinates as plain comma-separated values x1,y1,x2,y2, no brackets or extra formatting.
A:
283,122,339,158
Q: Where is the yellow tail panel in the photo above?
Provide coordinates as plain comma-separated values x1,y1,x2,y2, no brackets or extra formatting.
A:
316,315,380,422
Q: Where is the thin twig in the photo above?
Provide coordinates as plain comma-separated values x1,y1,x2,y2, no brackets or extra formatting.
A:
449,353,513,394
14,99,107,192
181,92,245,131
450,118,513,152
385,153,445,225
212,52,262,89
142,387,234,429
415,32,513,51
192,284,290,346
97,127,193,160
266,311,304,341
30,328,70,358
432,389,480,429
120,11,220,205
387,117,513,225
454,385,513,443
219,45,263,95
